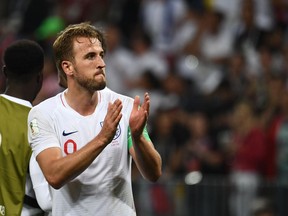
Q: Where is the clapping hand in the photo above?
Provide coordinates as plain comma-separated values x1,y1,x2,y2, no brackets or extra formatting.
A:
129,93,150,140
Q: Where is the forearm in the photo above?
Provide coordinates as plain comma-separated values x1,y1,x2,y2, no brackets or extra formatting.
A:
131,135,162,182
39,135,108,189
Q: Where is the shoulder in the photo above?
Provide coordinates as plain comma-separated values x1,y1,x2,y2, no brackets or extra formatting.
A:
100,87,134,104
100,87,134,113
29,92,63,118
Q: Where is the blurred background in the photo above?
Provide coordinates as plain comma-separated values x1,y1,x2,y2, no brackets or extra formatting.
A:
1,0,288,215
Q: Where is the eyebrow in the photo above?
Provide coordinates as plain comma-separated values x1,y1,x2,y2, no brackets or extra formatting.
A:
84,51,96,58
83,50,104,58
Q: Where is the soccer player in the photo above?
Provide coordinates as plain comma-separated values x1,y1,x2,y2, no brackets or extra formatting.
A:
0,39,44,215
28,22,162,215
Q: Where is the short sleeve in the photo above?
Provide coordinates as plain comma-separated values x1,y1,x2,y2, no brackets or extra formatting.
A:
28,107,60,157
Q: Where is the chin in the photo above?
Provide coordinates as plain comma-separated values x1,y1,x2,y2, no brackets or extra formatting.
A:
91,82,106,91
99,81,106,89
99,84,106,90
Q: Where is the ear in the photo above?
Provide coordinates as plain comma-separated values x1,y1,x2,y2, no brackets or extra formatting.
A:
61,61,73,76
37,71,43,84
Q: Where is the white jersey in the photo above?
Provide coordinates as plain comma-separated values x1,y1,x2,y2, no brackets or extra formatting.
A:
28,87,136,216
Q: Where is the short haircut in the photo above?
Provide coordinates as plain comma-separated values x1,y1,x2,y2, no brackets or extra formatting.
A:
3,39,44,81
53,22,106,88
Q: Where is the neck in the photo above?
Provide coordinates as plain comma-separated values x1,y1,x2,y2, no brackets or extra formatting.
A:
64,88,98,116
4,84,34,103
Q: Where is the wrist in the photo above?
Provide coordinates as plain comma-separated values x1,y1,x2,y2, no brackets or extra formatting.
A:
132,134,145,145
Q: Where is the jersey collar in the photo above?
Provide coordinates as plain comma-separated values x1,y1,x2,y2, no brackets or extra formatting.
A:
0,94,32,108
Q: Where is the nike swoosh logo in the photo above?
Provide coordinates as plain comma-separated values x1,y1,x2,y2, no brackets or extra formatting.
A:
62,130,78,136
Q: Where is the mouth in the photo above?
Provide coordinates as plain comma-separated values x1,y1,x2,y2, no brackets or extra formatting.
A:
95,70,105,77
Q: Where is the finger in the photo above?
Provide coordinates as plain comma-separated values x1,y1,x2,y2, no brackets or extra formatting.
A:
110,99,122,110
112,100,122,120
142,93,150,115
113,99,122,106
108,100,122,120
133,95,140,111
114,112,122,124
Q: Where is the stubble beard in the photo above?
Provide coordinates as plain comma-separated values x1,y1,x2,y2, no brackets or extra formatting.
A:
82,78,106,92
76,72,106,92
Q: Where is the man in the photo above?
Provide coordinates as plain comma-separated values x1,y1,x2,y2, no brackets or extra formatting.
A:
0,39,44,215
28,22,162,215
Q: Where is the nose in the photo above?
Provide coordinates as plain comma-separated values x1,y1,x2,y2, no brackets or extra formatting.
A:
97,56,105,69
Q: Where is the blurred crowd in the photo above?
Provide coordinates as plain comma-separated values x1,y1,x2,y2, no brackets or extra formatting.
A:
1,0,288,203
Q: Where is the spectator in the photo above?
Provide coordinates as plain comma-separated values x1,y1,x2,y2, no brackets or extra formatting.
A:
103,22,134,95
181,112,226,176
227,99,268,216
140,0,188,54
177,7,233,94
232,0,270,77
128,28,169,93
265,88,288,216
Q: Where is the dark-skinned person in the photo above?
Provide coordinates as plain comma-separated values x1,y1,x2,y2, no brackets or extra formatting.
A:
0,39,45,215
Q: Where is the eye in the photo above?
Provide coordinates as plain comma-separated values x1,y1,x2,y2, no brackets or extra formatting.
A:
85,52,96,60
86,53,96,60
100,51,104,59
